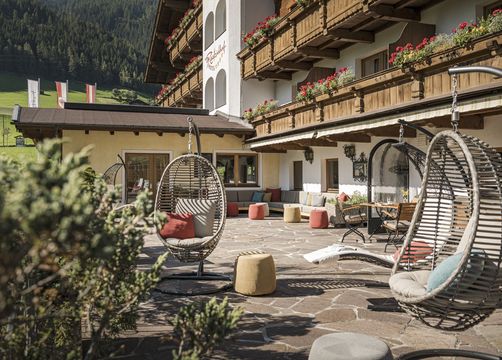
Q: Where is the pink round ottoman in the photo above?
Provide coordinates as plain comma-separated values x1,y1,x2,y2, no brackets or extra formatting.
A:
309,209,329,229
248,204,265,220
227,202,239,217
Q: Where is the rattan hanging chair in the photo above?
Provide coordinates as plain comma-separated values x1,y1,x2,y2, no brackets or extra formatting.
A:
102,155,126,186
154,117,230,294
389,66,502,332
155,153,226,263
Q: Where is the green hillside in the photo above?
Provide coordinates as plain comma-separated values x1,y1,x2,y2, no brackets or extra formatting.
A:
0,71,150,162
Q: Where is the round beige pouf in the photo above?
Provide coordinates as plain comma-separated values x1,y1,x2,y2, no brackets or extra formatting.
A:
284,206,301,223
234,254,276,296
309,332,393,360
256,202,270,217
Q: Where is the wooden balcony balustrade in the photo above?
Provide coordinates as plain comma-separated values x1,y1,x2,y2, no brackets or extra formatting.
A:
165,3,203,68
250,33,502,140
237,0,442,81
163,65,203,107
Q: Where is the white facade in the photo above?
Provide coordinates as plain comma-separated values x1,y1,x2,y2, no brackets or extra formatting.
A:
199,0,502,195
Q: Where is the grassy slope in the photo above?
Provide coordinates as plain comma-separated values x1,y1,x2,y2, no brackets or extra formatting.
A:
0,71,150,162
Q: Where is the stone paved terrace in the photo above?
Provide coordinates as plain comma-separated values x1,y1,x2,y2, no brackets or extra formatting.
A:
126,215,502,359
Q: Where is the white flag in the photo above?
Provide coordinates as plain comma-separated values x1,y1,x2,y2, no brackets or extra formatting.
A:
27,79,40,108
55,81,68,109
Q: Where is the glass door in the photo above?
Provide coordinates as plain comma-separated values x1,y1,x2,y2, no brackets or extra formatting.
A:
125,153,170,203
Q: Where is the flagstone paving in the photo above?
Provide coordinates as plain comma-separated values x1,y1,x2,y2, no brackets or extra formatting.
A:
125,215,502,359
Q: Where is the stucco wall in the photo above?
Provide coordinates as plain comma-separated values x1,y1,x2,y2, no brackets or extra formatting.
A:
277,115,502,196
62,129,280,191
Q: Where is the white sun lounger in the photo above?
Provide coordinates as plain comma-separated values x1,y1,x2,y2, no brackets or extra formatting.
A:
303,245,395,268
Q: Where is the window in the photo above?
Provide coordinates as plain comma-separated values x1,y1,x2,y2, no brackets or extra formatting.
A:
215,0,226,38
484,1,502,17
125,153,170,203
216,153,258,186
361,50,388,77
205,77,214,111
215,69,226,108
326,159,339,192
205,12,214,49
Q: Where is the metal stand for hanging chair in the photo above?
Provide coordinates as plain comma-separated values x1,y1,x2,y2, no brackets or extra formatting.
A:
154,117,232,296
388,66,502,358
102,154,126,186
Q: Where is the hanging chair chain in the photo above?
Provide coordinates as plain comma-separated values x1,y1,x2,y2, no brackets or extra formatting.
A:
451,73,459,132
399,124,404,143
187,116,193,154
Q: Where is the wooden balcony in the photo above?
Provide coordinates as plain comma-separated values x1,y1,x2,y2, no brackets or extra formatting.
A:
237,0,441,81
166,4,203,67
249,33,502,144
163,65,203,108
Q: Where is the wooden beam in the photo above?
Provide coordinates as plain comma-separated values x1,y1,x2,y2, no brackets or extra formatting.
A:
274,60,312,71
365,4,420,22
329,133,371,143
298,46,339,59
252,145,287,153
327,29,375,43
365,126,416,138
421,115,484,130
296,138,338,147
257,71,292,80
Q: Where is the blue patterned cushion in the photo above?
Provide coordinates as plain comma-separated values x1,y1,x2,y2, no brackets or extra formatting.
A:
251,191,264,202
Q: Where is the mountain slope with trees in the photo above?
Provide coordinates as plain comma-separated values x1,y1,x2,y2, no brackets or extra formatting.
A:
0,0,157,91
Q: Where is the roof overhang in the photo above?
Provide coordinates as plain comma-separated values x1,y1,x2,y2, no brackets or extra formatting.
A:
13,103,255,141
145,0,192,84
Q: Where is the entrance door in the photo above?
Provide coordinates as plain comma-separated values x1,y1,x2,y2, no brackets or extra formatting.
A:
293,161,303,190
125,153,170,203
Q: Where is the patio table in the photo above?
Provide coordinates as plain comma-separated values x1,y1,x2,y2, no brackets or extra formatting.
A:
360,202,398,240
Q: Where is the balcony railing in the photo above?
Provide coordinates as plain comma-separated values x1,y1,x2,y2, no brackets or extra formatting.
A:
237,0,438,80
166,3,203,66
163,64,203,107
249,32,502,138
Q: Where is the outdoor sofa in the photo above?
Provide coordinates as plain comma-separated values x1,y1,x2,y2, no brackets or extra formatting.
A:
226,189,339,222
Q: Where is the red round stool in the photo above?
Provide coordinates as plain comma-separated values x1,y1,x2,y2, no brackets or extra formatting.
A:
248,204,265,220
309,209,329,229
227,202,239,217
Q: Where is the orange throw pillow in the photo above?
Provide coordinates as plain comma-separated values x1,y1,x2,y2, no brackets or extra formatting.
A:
160,213,195,239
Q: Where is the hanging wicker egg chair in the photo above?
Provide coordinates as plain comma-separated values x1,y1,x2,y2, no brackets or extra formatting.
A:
389,66,502,331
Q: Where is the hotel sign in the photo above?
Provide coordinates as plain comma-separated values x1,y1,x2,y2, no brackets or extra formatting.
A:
205,41,226,71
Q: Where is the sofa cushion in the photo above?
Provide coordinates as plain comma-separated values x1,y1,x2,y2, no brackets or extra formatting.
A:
266,188,281,202
268,202,284,210
281,190,299,203
299,191,308,205
226,191,238,202
311,194,326,207
262,192,272,202
237,190,254,202
176,198,216,237
251,191,264,202
237,201,253,208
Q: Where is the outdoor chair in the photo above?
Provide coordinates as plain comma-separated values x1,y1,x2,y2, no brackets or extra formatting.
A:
338,202,367,243
154,117,230,294
382,202,416,252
